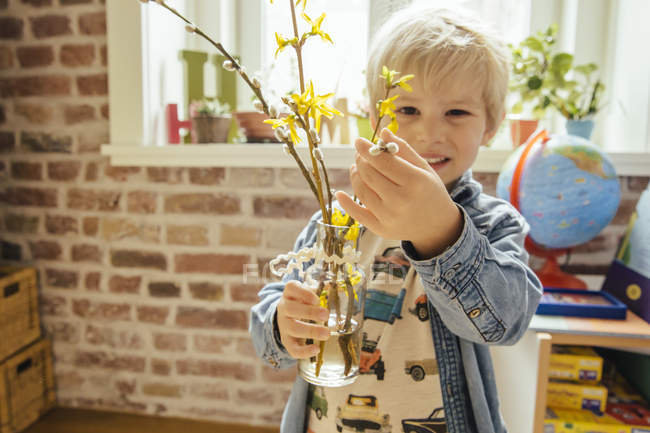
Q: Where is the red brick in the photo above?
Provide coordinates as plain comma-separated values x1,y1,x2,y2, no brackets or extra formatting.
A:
71,243,101,263
74,351,145,373
175,253,249,274
30,15,71,38
627,176,649,193
16,45,54,68
230,283,261,303
148,281,180,298
45,214,77,234
11,161,42,180
67,188,121,211
176,359,254,380
229,167,275,187
188,167,225,185
45,268,78,289
104,165,140,181
0,46,12,69
48,160,81,181
85,161,98,181
77,73,107,95
237,337,257,358
0,104,4,124
72,299,131,321
262,364,297,383
142,383,181,398
146,167,184,183
1,75,70,97
60,43,94,67
64,104,95,125
193,335,232,354
60,0,92,4
40,294,67,316
0,17,23,40
220,224,261,247
111,249,166,270
153,333,186,352
85,325,144,350
5,213,39,233
84,272,100,291
151,359,171,376
108,275,141,294
21,131,72,152
136,306,169,324
236,387,274,406
78,131,107,153
188,383,229,400
1,240,22,261
127,191,157,214
253,196,319,219
115,379,136,396
29,240,61,259
100,103,109,119
164,193,240,214
102,217,160,243
15,102,53,124
100,44,107,66
166,225,208,246
21,0,52,6
83,216,98,235
188,282,224,301
78,12,106,35
175,307,247,330
0,131,15,152
4,187,57,207
44,321,80,344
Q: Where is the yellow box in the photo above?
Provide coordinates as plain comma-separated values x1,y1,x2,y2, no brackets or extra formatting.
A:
547,380,608,412
544,407,650,433
549,346,603,382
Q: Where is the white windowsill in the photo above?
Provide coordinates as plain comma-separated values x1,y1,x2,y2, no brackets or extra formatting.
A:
100,143,650,176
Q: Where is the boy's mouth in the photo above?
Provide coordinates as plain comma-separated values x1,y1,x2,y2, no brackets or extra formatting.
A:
425,156,450,171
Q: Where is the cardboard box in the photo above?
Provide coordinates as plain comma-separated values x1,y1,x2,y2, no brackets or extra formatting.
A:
607,403,650,427
550,346,604,382
545,407,650,433
547,380,608,412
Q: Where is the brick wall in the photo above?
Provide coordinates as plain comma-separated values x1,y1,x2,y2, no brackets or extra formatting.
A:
0,0,648,428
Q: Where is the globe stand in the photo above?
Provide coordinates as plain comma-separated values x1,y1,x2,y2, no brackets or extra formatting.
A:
525,238,587,289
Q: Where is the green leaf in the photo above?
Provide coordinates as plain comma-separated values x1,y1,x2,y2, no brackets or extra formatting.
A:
522,37,544,52
527,76,543,90
551,53,573,75
574,63,598,76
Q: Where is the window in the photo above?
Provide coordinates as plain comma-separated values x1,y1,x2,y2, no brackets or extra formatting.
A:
102,0,650,174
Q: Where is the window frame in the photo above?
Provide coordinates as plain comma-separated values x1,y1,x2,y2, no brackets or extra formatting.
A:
101,0,650,175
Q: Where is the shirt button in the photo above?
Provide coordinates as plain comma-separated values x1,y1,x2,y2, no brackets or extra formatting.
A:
469,308,481,319
443,269,456,279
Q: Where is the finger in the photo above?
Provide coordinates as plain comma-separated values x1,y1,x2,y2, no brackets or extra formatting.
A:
349,160,383,211
284,318,330,341
354,137,421,186
334,190,381,233
355,151,400,194
379,128,430,171
284,337,321,359
283,299,329,322
284,280,319,305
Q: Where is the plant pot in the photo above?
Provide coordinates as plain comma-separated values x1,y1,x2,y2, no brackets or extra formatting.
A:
509,117,539,147
565,119,594,140
233,111,279,143
191,115,231,143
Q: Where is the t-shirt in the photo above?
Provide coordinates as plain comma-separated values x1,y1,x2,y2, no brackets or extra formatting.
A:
305,231,448,433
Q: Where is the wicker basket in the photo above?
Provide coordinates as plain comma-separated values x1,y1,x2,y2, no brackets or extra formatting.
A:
0,338,55,433
0,267,41,362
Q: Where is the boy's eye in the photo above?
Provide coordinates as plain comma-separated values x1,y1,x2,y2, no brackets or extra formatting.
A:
447,109,470,116
397,106,419,115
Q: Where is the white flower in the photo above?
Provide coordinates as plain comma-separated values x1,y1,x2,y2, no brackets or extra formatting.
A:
313,148,324,161
253,100,264,112
309,127,320,144
222,60,235,71
274,127,288,142
269,105,279,118
252,77,261,88
185,24,196,34
282,143,291,156
369,145,383,156
386,142,399,154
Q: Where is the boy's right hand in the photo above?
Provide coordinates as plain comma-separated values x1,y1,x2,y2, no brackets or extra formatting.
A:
276,280,330,359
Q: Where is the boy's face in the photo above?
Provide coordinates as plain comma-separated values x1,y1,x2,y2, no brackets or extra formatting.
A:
381,75,497,187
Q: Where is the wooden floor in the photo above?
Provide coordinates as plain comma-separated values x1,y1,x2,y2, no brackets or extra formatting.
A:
23,407,279,433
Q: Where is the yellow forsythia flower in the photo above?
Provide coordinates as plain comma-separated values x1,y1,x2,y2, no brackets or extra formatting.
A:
395,74,415,92
319,289,328,309
302,12,333,44
274,32,298,58
378,95,399,118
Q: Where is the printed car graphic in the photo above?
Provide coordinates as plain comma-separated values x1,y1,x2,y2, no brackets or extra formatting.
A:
364,288,406,324
307,386,328,420
404,359,439,382
372,247,410,281
336,394,391,433
408,294,429,321
359,332,385,380
401,407,446,433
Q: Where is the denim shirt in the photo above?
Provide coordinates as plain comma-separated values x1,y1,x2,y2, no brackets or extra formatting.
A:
250,171,543,433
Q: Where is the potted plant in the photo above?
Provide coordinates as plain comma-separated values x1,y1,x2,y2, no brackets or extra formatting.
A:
508,24,572,146
189,99,232,143
549,62,605,139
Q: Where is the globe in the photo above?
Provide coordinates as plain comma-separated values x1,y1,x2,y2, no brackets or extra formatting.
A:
496,130,621,288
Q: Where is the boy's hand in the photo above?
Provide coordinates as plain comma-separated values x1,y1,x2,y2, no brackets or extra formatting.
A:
335,128,463,259
276,280,330,359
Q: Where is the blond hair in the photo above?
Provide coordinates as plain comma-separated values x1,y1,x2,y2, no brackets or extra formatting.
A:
366,6,509,131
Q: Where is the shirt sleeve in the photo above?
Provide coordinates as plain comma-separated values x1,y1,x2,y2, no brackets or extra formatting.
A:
401,204,543,345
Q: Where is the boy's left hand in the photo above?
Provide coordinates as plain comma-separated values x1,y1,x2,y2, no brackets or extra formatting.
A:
335,128,463,259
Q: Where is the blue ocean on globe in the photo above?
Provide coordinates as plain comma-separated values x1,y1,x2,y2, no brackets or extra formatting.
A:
497,134,621,250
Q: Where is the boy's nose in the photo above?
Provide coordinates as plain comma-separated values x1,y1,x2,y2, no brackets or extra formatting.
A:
415,116,443,145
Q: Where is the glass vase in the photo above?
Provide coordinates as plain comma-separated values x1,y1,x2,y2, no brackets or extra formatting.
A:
298,221,366,387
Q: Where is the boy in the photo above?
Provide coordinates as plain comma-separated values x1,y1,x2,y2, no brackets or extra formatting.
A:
250,5,543,433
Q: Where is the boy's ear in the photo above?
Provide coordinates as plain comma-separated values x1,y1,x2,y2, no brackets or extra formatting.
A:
483,112,506,146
